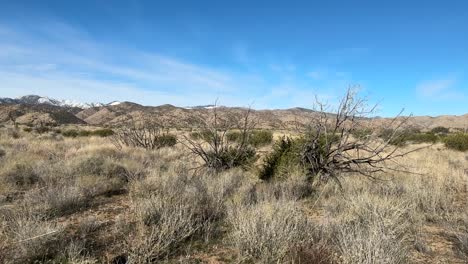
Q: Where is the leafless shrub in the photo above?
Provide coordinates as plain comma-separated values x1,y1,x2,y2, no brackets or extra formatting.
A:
451,214,468,259
330,192,415,264
24,184,91,217
7,127,21,139
299,87,423,185
60,240,98,264
126,178,206,262
2,161,41,187
0,208,64,263
181,104,258,171
228,200,315,263
111,116,176,150
125,167,252,262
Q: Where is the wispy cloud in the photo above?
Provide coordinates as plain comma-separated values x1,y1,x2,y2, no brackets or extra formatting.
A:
416,77,465,100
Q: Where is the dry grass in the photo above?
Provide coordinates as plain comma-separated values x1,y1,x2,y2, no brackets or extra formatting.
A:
227,199,316,263
0,127,467,263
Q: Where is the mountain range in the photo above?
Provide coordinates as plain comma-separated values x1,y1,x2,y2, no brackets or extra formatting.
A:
0,95,467,130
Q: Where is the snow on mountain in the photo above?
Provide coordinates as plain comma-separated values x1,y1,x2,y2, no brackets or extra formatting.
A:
109,101,122,106
0,95,120,109
184,104,218,110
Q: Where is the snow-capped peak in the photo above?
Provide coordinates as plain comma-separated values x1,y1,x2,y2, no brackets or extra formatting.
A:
0,95,121,109
109,101,122,106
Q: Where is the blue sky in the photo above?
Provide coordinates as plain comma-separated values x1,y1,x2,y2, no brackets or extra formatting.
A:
0,0,467,116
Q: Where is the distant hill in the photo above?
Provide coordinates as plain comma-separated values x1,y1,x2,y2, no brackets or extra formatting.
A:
0,95,467,130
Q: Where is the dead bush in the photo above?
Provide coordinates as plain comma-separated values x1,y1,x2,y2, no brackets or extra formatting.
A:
0,209,64,263
182,104,258,171
24,184,91,217
298,87,423,185
2,161,41,187
111,117,177,150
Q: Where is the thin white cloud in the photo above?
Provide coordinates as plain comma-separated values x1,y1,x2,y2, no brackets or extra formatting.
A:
308,71,322,80
416,77,464,100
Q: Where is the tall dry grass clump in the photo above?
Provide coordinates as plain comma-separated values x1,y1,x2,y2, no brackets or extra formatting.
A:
227,199,316,263
125,166,254,262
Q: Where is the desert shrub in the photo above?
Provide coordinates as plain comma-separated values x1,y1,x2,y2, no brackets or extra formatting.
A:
297,88,422,185
378,128,407,146
452,215,468,258
90,128,114,137
2,162,41,187
0,209,64,263
431,126,450,134
34,126,50,134
62,129,79,138
7,128,20,139
204,146,257,171
249,130,273,147
227,130,273,147
245,176,313,204
75,156,129,182
24,185,91,217
182,106,258,171
154,134,177,148
332,194,415,264
78,130,91,137
126,172,229,262
444,133,468,151
259,136,303,181
228,200,313,263
0,148,5,158
351,128,373,139
379,128,436,145
190,130,214,141
405,132,439,144
61,128,114,138
111,118,177,150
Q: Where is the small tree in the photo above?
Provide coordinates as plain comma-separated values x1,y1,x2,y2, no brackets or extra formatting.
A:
111,116,176,150
299,87,423,186
181,103,258,171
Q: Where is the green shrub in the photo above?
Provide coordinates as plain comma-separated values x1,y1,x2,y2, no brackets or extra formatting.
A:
34,126,50,134
62,129,79,138
444,133,468,151
62,128,114,138
90,128,114,137
431,126,450,134
23,127,33,133
205,146,257,171
226,131,241,142
249,130,273,147
259,137,303,181
190,130,215,141
78,130,91,137
155,134,177,148
405,132,438,144
379,129,436,145
227,130,273,147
